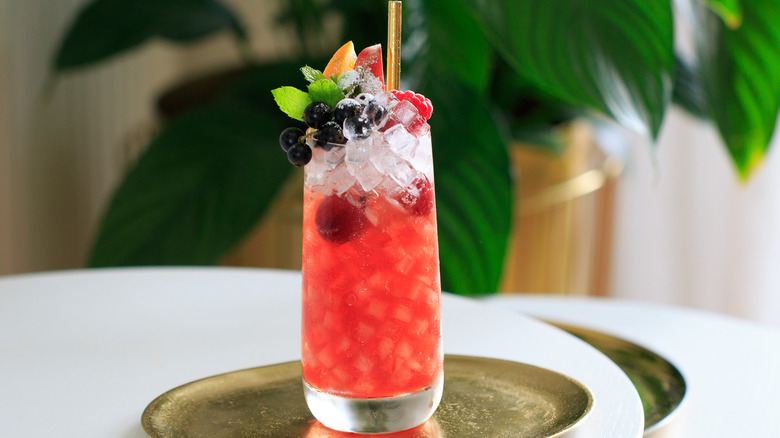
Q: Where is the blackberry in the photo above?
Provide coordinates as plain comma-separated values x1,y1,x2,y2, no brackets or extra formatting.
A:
334,98,362,127
316,121,347,150
303,102,333,129
279,127,303,152
344,116,372,140
286,142,312,167
363,100,387,125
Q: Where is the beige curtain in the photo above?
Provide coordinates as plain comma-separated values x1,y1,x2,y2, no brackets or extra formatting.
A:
612,107,780,329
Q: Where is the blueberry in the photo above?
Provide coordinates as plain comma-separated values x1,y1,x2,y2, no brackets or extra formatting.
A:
287,142,312,167
279,127,303,152
334,98,363,127
316,121,347,150
344,116,372,140
303,102,333,129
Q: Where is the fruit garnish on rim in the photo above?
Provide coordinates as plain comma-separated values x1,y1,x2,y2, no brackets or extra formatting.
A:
271,42,432,167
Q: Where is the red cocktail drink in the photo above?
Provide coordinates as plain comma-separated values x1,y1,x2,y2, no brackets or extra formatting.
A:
301,123,442,432
302,131,441,395
273,40,441,433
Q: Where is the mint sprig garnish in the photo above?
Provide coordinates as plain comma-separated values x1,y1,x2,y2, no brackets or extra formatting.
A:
272,67,348,121
308,80,346,109
271,86,312,122
301,65,326,83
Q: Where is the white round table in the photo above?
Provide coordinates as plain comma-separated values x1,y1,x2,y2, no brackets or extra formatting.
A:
485,295,780,438
0,268,642,437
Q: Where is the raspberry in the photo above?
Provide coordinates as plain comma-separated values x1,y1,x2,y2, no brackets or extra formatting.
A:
396,176,434,216
389,90,433,120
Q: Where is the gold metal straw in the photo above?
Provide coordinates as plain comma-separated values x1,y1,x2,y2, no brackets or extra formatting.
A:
387,1,402,91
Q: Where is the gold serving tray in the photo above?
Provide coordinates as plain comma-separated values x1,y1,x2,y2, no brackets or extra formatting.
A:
142,355,592,437
549,323,687,433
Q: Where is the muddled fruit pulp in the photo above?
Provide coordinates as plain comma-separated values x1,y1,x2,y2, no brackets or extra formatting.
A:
301,173,442,398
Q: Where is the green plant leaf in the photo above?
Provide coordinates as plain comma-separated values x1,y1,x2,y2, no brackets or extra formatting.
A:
405,0,491,93
301,65,326,83
427,76,513,296
672,56,706,119
89,102,292,267
272,86,312,122
695,0,780,179
403,0,511,295
54,0,246,71
701,0,742,28
307,80,346,109
465,0,674,138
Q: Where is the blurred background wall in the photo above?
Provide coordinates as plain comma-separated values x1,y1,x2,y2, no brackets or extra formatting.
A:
613,108,780,328
0,1,778,328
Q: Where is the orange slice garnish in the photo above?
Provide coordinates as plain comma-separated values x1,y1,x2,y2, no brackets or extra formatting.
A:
323,41,357,78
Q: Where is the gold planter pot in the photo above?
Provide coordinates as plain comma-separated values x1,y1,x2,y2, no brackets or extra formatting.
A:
499,122,622,295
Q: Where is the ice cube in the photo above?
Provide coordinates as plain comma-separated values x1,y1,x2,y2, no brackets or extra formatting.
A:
388,159,417,189
409,133,434,175
410,121,431,137
348,161,385,192
325,145,346,168
370,148,399,173
389,100,429,137
326,165,355,195
384,124,417,156
345,140,369,165
369,145,417,190
366,92,399,126
304,147,330,186
374,91,399,109
391,100,419,123
377,177,405,204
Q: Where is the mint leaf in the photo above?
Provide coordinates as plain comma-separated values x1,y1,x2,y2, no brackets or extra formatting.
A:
301,65,326,83
308,80,345,109
271,86,312,122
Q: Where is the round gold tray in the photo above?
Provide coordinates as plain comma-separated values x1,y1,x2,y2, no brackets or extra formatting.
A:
142,355,592,437
549,323,686,433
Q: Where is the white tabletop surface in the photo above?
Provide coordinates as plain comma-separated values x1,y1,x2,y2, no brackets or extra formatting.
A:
0,268,642,438
484,295,780,438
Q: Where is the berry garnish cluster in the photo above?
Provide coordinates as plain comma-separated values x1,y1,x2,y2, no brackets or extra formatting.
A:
272,43,433,167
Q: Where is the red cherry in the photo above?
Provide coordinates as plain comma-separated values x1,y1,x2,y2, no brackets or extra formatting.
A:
315,195,367,244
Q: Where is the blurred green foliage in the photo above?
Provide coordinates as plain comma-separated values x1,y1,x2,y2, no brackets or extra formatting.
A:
54,0,780,294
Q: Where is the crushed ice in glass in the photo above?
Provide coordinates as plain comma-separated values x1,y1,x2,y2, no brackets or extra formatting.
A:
306,93,433,198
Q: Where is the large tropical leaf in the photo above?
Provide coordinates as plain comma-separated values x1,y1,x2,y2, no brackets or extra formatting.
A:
701,0,742,28
406,0,512,295
465,0,675,138
694,0,780,179
89,101,291,267
673,56,706,119
54,0,246,71
429,83,513,295
406,0,491,93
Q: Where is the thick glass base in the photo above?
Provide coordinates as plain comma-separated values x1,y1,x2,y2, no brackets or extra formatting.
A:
303,373,443,434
